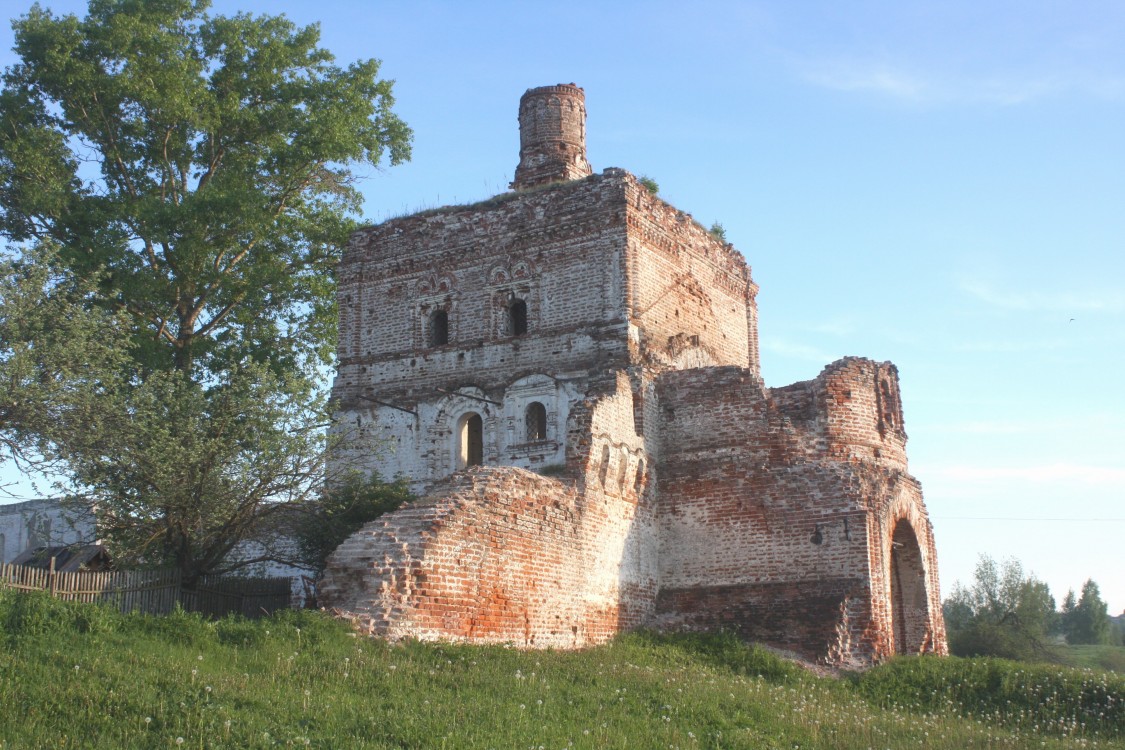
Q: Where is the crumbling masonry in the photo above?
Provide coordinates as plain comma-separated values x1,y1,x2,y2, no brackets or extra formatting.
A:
320,84,947,664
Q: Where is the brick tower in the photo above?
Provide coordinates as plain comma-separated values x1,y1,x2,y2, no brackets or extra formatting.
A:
511,83,593,190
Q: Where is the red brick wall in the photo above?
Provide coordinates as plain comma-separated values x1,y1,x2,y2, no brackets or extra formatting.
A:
652,360,945,663
319,465,657,647
623,177,760,376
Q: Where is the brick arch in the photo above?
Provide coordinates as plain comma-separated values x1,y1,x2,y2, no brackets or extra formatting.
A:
431,389,496,476
889,518,929,654
881,488,946,656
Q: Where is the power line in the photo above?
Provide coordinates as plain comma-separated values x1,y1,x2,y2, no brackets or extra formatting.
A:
935,516,1125,522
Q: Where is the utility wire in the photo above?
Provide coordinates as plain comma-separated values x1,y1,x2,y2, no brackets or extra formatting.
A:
935,516,1125,522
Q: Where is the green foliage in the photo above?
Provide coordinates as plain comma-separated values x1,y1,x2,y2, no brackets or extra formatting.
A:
0,587,116,642
292,471,414,572
1,598,1121,749
536,462,567,477
0,0,410,579
0,245,129,475
709,221,727,242
638,175,659,195
943,555,1059,661
0,0,411,379
1065,579,1113,645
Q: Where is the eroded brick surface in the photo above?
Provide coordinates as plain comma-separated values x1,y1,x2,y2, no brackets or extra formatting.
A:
320,84,946,664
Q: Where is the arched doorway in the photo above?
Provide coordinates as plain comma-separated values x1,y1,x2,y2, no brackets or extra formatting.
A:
889,520,930,654
458,412,483,468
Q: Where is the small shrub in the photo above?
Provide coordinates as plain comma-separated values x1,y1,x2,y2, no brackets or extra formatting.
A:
131,603,217,646
293,471,415,572
0,588,118,640
638,175,659,195
536,463,567,477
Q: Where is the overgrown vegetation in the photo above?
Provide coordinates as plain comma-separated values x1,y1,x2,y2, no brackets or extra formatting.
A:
944,555,1120,665
292,471,414,573
638,175,660,195
2,588,1122,749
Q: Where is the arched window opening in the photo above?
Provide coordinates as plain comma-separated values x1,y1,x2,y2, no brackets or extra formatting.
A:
525,402,547,442
598,444,611,487
458,412,483,468
616,449,629,490
890,520,930,655
634,459,646,495
429,310,449,347
508,298,528,336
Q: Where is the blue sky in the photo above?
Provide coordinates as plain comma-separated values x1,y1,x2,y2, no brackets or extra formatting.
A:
2,1,1123,614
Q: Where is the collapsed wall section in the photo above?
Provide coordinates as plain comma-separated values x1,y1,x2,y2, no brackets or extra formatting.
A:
772,357,944,657
318,464,656,647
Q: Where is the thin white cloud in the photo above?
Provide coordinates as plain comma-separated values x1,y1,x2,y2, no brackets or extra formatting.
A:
950,338,1071,354
806,63,930,101
803,317,856,337
931,463,1125,485
761,337,838,363
926,420,1031,436
959,280,1125,314
924,414,1125,436
802,59,1122,106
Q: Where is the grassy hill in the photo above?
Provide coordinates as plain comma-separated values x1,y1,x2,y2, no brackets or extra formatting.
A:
1,589,1122,749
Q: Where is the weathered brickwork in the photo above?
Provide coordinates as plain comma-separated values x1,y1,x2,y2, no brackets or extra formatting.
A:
512,84,593,190
651,360,944,662
320,467,656,646
321,84,946,664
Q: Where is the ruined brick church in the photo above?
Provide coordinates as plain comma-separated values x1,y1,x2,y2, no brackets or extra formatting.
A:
320,84,947,664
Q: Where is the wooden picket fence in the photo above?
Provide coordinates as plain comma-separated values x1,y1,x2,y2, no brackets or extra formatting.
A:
0,562,292,619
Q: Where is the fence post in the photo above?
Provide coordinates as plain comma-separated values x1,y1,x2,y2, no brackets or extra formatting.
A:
48,556,57,598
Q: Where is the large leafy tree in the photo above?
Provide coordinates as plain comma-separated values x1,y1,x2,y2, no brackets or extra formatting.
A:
0,0,410,582
943,555,1058,661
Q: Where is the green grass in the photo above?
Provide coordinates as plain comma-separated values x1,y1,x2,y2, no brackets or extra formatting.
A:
1061,645,1125,674
1,589,1123,749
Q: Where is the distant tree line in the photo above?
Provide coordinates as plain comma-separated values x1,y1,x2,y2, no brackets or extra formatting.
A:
943,555,1121,662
